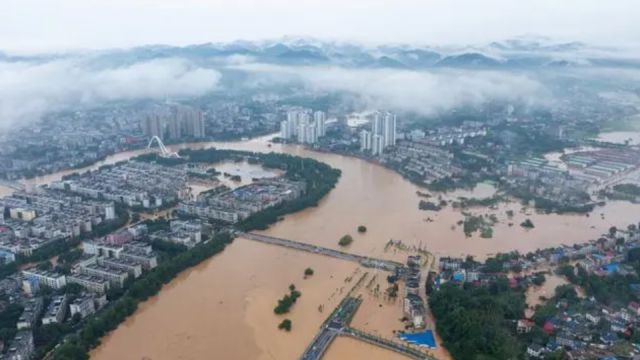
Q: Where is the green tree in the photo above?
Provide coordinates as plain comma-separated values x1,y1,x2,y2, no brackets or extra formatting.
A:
338,235,353,247
278,319,292,331
304,268,314,277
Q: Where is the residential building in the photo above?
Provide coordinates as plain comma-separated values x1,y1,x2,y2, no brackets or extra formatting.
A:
16,298,43,330
69,294,96,319
66,274,110,294
360,130,372,152
2,330,34,360
42,295,68,325
22,269,66,290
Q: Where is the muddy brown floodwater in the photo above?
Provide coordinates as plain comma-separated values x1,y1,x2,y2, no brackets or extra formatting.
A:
5,134,640,359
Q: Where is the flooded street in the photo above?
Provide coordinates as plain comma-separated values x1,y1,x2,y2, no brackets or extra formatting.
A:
5,134,640,359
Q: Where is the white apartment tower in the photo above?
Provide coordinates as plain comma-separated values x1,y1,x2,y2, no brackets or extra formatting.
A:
360,130,372,151
367,110,397,154
280,120,290,140
382,112,397,147
371,134,385,155
314,111,326,137
282,109,325,144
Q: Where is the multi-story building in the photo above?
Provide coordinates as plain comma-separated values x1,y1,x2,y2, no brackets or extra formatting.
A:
22,269,66,290
142,114,164,139
382,112,397,147
314,111,326,137
372,134,385,156
69,294,97,319
367,111,397,155
281,109,325,144
66,274,110,294
16,297,43,330
360,130,372,152
79,263,129,288
2,330,34,360
178,107,206,138
280,120,290,140
97,257,143,278
42,294,68,325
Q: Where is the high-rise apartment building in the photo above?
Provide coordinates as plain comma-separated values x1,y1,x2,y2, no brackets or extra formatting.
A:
372,134,385,155
281,109,325,144
362,111,396,155
314,111,326,137
142,106,205,140
142,115,164,139
382,112,397,147
360,130,372,151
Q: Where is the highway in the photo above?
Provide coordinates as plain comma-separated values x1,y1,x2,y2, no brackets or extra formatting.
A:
239,232,404,272
300,296,362,360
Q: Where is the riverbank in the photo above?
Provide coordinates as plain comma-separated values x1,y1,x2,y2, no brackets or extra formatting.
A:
49,147,342,359
7,134,640,359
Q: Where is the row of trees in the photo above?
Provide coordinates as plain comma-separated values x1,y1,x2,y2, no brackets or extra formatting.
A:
52,233,233,359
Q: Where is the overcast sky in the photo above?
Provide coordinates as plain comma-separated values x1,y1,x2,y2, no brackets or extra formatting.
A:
1,0,639,52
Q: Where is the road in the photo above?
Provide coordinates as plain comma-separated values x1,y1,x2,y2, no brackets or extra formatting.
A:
239,232,404,272
300,296,362,360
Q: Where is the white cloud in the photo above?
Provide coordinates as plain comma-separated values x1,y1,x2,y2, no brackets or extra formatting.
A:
235,63,548,115
0,58,220,129
1,0,639,52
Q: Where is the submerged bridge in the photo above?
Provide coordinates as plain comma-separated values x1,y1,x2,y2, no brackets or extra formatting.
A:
239,232,404,272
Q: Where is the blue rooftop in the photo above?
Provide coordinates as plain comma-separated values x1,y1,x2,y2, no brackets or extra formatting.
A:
603,263,620,274
398,330,437,348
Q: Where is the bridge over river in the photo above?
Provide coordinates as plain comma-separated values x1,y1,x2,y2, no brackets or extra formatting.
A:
239,232,404,272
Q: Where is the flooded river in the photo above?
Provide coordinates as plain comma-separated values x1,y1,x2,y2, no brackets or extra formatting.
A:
4,134,640,359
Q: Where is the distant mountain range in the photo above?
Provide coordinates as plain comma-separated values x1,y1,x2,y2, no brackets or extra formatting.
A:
2,36,639,70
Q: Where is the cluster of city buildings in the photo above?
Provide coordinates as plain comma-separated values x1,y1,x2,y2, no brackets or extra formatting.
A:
0,189,116,257
0,106,146,181
359,111,397,155
408,123,488,146
3,291,107,360
178,178,306,223
279,109,327,144
508,148,640,199
403,255,426,329
435,224,640,359
381,139,459,185
1,329,34,360
524,296,640,359
142,105,206,141
0,98,284,181
21,227,157,296
149,219,212,248
51,161,190,209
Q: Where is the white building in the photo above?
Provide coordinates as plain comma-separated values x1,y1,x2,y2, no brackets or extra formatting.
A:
280,120,290,140
372,134,385,155
22,269,66,290
368,111,397,155
360,130,372,151
283,109,324,144
382,112,397,147
69,294,97,319
313,111,326,137
42,295,68,325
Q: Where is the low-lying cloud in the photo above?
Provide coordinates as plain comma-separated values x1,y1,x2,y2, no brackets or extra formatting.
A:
0,57,221,130
234,63,548,115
